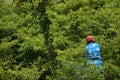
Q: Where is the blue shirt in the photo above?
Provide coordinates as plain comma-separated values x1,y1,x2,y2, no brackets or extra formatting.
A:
83,42,102,60
83,42,102,67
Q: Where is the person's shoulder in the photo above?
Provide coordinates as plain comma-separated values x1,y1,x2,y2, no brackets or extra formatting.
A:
95,43,100,45
85,45,88,49
94,43,100,46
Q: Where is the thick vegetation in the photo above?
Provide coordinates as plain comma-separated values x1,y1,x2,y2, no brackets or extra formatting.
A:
0,0,120,80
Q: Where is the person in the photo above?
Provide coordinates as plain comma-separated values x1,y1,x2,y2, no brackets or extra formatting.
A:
83,35,102,67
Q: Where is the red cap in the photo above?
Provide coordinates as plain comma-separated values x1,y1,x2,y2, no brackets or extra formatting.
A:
86,36,94,43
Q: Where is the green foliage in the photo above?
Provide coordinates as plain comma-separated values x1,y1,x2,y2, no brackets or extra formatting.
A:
47,48,104,80
0,0,120,80
104,62,120,80
0,68,40,80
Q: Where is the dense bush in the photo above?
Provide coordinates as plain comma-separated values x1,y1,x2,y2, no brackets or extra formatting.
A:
0,0,120,80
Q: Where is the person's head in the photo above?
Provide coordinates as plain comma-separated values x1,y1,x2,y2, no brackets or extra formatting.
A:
86,35,94,43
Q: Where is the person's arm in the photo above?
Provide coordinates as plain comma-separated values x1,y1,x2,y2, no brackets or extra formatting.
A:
82,47,88,58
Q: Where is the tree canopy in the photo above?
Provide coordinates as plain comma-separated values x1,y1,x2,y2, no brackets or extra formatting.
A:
0,0,120,80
